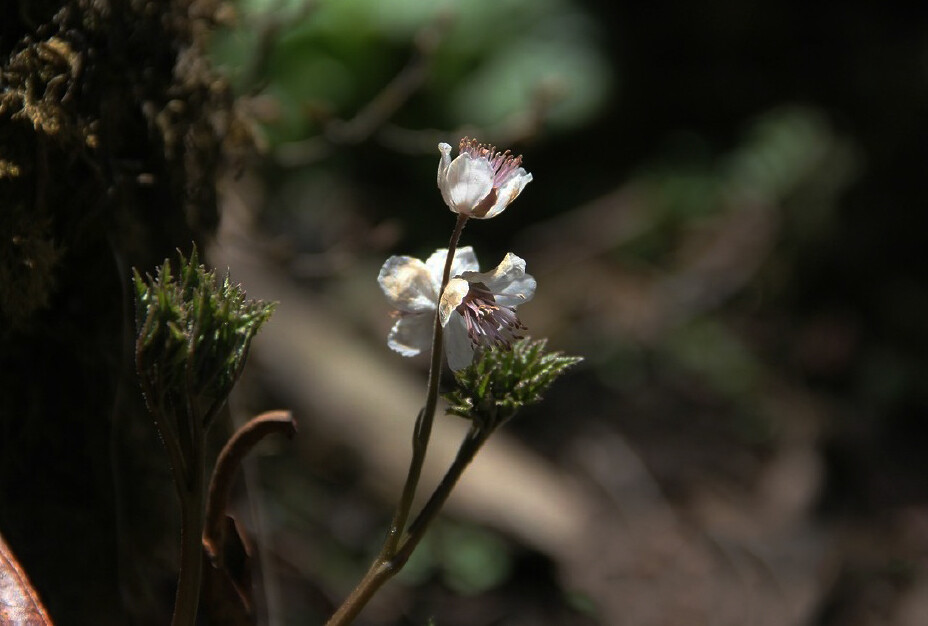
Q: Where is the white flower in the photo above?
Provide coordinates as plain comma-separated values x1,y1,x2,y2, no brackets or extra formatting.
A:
437,138,532,219
378,246,479,359
379,248,536,371
438,252,536,371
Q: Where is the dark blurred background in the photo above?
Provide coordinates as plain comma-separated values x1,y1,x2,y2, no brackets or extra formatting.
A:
3,0,927,623
203,0,928,624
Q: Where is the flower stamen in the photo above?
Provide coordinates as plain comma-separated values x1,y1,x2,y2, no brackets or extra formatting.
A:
459,137,524,188
455,281,527,350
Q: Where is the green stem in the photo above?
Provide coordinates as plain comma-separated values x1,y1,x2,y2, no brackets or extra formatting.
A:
171,422,206,626
384,212,468,556
325,213,468,626
392,425,489,568
325,425,490,626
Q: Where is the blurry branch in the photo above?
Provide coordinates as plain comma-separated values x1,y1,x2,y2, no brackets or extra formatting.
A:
517,185,653,272
517,187,777,343
654,199,777,331
504,119,848,624
270,7,553,166
240,0,320,93
376,78,563,156
323,15,450,145
274,12,452,167
484,77,567,146
519,107,855,344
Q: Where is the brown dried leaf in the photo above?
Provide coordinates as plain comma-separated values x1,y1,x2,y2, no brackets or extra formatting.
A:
202,516,254,626
0,531,53,625
201,410,297,625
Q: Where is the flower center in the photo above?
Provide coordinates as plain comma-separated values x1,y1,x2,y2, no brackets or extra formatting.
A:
455,281,527,349
459,137,524,189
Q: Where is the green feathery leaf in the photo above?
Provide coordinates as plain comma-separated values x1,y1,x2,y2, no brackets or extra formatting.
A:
443,337,582,431
134,245,276,429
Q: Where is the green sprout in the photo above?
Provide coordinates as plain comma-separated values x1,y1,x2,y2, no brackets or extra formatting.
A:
133,246,276,626
443,337,583,431
134,246,275,430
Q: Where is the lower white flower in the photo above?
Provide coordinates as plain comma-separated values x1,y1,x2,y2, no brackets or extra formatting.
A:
439,252,536,371
379,249,536,371
378,246,479,359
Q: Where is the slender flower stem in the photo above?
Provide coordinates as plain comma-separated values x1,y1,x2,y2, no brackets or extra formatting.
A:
385,213,468,554
326,213,468,626
392,425,489,569
325,425,490,626
171,424,206,626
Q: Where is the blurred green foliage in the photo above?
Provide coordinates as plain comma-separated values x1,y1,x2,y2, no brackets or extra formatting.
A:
399,519,513,596
211,0,611,145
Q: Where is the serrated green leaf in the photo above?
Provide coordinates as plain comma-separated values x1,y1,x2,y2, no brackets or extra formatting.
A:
442,337,582,430
134,245,276,429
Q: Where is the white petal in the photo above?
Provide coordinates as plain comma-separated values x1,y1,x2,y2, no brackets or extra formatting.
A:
378,256,437,313
443,154,494,215
438,278,470,327
387,314,433,357
460,253,536,307
452,246,481,275
443,313,475,371
482,170,532,219
424,246,480,293
437,143,453,206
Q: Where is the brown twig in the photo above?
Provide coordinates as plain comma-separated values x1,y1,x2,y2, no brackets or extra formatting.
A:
275,12,450,167
203,410,297,565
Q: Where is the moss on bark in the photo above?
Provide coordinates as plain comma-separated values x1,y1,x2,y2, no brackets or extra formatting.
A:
0,1,248,622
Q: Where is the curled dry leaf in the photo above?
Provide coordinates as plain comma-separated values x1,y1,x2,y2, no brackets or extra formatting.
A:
1,531,53,625
202,516,255,626
201,410,297,625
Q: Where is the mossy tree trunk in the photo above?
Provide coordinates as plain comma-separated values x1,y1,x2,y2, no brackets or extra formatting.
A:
0,1,246,622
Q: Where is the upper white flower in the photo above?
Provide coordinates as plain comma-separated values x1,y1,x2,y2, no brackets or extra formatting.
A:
379,248,536,371
437,138,532,219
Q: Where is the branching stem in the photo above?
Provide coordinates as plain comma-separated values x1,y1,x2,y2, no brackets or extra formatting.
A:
325,213,470,626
